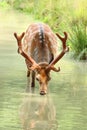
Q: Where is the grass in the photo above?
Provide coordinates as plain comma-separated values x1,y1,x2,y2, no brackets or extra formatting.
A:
69,22,87,60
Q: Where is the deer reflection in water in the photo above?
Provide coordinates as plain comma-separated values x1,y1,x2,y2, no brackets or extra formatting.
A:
19,94,58,130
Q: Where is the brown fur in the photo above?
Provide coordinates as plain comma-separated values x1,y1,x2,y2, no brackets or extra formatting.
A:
14,22,69,95
23,23,58,94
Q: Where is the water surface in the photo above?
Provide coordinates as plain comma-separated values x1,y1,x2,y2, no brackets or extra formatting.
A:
0,9,87,130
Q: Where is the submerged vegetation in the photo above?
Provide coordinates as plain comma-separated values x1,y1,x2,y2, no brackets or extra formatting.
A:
0,0,87,60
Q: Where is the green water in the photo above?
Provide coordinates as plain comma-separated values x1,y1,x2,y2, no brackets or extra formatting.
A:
0,9,87,130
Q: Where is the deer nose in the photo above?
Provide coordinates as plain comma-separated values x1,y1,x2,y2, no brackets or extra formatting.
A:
40,91,46,95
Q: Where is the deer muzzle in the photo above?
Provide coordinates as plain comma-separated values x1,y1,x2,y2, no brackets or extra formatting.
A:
40,83,47,95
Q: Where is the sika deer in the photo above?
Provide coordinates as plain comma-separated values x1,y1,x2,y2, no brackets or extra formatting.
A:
14,23,69,95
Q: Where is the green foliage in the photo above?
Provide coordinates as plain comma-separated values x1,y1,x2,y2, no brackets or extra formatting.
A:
12,0,34,13
69,21,87,60
32,0,69,32
0,0,10,9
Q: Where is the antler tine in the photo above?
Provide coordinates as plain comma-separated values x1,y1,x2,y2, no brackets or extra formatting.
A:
46,32,69,72
48,66,60,72
14,32,40,70
14,32,25,47
56,32,68,49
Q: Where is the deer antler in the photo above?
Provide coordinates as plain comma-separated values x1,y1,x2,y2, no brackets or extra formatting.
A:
14,32,40,70
46,32,69,72
14,32,25,53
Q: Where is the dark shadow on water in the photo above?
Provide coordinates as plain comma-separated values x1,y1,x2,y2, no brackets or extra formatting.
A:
19,93,58,130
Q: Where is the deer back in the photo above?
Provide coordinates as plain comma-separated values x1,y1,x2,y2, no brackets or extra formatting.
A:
22,23,58,65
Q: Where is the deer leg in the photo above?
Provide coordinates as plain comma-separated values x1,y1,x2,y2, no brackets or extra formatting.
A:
31,71,35,93
26,70,35,93
26,70,31,92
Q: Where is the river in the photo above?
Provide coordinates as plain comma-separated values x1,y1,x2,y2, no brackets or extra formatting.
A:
0,9,87,130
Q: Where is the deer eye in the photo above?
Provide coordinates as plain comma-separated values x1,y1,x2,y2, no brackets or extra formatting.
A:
36,75,40,81
36,77,39,81
36,77,43,84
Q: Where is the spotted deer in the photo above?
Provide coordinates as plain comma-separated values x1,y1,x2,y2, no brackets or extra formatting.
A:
14,23,69,95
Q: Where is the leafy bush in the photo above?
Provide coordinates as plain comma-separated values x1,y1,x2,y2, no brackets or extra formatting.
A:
69,20,87,60
0,0,10,9
13,0,34,13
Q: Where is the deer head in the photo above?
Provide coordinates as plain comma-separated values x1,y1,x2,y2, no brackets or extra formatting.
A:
14,31,69,95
